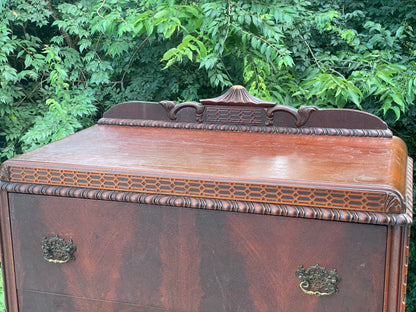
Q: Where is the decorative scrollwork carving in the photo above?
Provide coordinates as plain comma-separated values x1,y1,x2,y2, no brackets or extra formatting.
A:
384,191,403,213
0,164,9,181
266,105,318,126
159,100,176,115
41,235,76,264
160,100,205,123
159,86,318,126
295,264,340,296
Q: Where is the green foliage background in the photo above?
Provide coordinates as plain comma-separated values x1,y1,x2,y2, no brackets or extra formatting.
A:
0,0,415,310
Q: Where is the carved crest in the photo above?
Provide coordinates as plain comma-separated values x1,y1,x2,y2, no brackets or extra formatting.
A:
159,85,317,126
200,85,276,107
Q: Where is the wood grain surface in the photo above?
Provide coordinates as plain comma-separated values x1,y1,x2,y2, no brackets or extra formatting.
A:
10,193,387,312
9,125,407,189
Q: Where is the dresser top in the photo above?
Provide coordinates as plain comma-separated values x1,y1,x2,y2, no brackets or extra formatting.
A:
1,123,409,214
8,124,407,186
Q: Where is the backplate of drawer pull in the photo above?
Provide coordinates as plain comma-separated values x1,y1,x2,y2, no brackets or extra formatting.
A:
41,235,76,264
295,264,340,296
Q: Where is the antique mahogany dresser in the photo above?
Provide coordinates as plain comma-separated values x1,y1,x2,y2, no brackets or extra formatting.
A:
0,86,413,312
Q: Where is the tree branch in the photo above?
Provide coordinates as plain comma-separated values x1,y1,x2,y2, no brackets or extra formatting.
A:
120,37,149,88
46,0,77,50
97,0,107,18
298,33,320,69
15,81,44,106
230,23,285,58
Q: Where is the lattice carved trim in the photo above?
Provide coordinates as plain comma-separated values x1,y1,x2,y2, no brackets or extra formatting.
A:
0,181,412,226
0,163,405,214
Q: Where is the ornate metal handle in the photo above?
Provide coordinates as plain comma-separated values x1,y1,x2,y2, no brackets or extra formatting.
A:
295,264,340,296
41,235,76,264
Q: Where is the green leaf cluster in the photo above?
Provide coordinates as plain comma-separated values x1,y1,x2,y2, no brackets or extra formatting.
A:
0,0,219,158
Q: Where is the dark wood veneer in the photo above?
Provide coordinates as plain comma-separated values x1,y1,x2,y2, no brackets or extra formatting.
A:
11,194,387,312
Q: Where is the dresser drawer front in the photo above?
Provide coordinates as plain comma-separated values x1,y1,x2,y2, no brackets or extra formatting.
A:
10,193,387,312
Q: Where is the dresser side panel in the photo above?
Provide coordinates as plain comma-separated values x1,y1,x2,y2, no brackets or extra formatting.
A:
0,190,18,312
384,225,412,312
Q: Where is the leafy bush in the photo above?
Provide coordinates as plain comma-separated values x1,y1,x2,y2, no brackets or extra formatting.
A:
0,0,220,157
0,0,415,309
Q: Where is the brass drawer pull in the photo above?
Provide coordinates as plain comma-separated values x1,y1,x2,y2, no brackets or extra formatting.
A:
41,235,76,264
295,264,340,296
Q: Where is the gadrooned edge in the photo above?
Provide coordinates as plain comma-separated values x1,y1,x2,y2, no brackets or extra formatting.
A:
0,181,411,226
97,118,393,138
